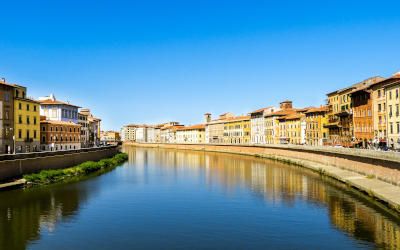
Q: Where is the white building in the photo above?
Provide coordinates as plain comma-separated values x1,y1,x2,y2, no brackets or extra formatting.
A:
135,126,148,143
147,126,161,143
160,122,183,143
249,106,277,144
121,125,137,142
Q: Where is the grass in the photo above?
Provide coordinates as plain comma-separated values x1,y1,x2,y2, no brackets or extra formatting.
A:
23,153,128,185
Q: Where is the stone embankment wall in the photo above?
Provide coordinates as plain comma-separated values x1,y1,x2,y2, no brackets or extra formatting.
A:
126,142,400,213
0,146,120,182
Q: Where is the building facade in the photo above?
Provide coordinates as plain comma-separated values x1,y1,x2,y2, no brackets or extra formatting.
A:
100,131,120,144
385,78,400,150
78,112,89,148
13,85,40,153
351,88,374,148
305,106,328,146
325,77,384,147
39,94,80,124
121,125,137,142
205,113,234,144
223,116,250,144
0,80,15,154
175,124,205,144
40,119,81,151
250,106,277,144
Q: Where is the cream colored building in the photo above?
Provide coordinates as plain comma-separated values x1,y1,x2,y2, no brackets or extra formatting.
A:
160,122,183,143
250,106,277,144
121,125,137,142
205,113,234,144
385,75,400,149
176,124,205,144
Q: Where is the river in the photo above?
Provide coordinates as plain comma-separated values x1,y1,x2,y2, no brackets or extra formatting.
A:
0,146,399,249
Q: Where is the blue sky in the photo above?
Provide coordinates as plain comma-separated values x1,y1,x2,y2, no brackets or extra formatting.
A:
1,0,400,130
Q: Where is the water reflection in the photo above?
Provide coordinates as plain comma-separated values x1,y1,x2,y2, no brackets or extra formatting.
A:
0,147,399,249
126,147,400,249
0,179,99,250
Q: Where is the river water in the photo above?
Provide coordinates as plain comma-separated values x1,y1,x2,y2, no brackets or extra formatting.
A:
0,146,399,249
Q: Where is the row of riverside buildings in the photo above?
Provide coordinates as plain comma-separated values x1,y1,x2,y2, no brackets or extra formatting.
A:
0,79,102,154
121,72,400,150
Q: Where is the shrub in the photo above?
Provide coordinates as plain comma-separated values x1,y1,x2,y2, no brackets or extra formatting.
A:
23,153,128,185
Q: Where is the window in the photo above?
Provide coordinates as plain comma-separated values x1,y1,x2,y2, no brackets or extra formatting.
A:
34,130,37,138
34,117,37,125
26,130,30,139
18,115,22,124
390,123,393,134
26,104,30,111
34,105,37,112
378,104,381,112
26,116,30,124
378,90,381,98
42,136,46,143
389,91,392,100
18,129,22,139
19,102,22,110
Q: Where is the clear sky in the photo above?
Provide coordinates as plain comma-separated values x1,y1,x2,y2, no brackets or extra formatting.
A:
1,0,400,130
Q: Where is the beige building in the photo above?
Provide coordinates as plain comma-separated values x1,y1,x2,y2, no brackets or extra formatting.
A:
385,74,400,149
205,113,234,144
100,131,120,144
176,124,206,144
160,122,183,143
121,125,137,142
370,73,400,147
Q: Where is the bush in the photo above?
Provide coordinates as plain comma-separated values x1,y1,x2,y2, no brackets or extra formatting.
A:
24,153,128,185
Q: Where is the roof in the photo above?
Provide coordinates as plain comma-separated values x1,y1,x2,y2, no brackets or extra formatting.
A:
40,120,81,126
327,76,385,96
250,106,273,114
223,115,250,123
264,109,297,118
305,106,329,113
283,113,304,120
177,124,206,131
39,99,81,108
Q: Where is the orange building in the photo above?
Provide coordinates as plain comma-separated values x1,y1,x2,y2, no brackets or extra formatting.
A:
40,117,81,151
351,87,374,148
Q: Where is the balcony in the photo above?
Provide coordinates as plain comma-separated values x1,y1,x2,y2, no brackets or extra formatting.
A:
336,109,352,117
324,117,341,128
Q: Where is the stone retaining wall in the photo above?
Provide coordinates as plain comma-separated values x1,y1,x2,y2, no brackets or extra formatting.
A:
0,146,120,182
125,143,400,186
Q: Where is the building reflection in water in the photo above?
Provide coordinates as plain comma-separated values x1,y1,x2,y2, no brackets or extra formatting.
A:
125,146,400,249
0,179,99,250
0,146,399,249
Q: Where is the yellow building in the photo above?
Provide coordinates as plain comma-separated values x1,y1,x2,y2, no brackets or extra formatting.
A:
223,116,250,144
305,106,329,146
265,101,297,144
280,113,306,145
13,85,40,153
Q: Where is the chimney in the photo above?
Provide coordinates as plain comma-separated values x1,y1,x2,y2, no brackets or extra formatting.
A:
204,113,211,123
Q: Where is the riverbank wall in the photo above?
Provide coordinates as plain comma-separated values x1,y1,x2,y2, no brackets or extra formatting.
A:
125,142,400,212
0,146,120,182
